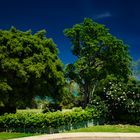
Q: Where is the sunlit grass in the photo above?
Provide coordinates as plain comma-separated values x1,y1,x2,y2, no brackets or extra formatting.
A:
0,125,139,139
17,108,72,113
0,132,39,140
17,109,42,113
67,125,140,133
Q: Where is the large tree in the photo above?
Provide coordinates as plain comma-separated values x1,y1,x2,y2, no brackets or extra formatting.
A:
64,18,131,107
0,27,65,113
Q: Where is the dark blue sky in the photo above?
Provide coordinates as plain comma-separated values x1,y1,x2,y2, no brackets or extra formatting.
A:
0,0,140,64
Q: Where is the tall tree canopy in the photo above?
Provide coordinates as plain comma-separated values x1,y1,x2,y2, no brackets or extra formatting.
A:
0,27,65,112
64,18,132,107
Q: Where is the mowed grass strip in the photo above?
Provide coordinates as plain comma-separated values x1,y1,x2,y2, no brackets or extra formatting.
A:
68,125,140,133
0,125,139,139
17,109,42,113
0,132,39,140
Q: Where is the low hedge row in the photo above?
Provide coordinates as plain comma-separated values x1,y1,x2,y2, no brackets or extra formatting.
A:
0,109,101,132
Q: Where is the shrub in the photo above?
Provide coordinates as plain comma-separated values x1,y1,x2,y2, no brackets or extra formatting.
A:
42,103,62,113
0,109,101,132
72,107,83,112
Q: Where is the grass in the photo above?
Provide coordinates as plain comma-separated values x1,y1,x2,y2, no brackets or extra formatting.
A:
0,132,39,140
17,109,42,113
17,109,72,113
0,125,139,139
68,125,140,133
16,109,72,115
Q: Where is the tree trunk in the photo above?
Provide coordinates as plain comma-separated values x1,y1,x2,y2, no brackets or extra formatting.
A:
89,81,98,104
83,82,89,108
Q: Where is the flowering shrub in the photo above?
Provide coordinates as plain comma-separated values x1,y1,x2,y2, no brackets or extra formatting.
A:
103,80,140,124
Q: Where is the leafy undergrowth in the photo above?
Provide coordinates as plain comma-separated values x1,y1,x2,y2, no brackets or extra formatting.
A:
0,132,39,140
67,125,140,133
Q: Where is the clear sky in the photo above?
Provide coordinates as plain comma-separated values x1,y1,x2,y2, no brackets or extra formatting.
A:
0,0,140,64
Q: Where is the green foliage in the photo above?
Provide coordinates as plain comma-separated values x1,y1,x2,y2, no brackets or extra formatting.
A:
0,109,101,132
0,27,65,113
42,102,62,113
64,18,131,107
124,78,140,123
61,80,82,109
64,18,139,124
98,77,140,124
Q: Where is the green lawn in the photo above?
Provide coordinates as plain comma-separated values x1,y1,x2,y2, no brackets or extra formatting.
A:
17,109,71,113
68,125,140,133
0,125,139,139
0,132,39,140
17,109,42,113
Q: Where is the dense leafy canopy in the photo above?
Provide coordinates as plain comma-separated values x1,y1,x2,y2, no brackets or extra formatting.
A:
0,27,65,111
64,18,132,107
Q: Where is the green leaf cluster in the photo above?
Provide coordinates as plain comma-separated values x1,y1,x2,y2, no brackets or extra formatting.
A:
0,27,65,110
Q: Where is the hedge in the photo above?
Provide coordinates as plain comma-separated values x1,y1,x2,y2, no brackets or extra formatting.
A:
0,109,102,133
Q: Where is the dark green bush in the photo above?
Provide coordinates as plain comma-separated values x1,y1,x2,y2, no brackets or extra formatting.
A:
42,103,62,113
0,106,16,115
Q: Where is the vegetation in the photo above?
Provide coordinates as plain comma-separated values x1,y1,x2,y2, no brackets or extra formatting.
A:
68,125,140,133
0,27,65,114
103,77,140,123
0,108,101,133
0,18,139,130
64,18,131,108
0,132,39,140
64,18,139,124
0,125,139,139
17,109,42,114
